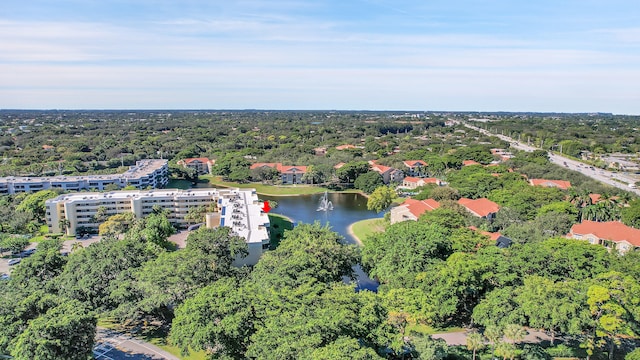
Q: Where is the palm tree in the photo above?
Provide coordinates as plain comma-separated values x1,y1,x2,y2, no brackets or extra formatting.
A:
504,324,526,344
495,341,517,360
58,218,70,235
70,241,84,253
466,331,485,360
484,325,503,357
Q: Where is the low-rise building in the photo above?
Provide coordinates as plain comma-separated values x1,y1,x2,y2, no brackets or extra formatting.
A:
529,179,571,190
462,160,481,166
403,160,428,177
369,161,404,184
0,159,168,194
400,177,442,190
390,198,440,224
249,163,308,184
568,220,640,254
458,197,500,219
177,158,215,175
45,188,270,266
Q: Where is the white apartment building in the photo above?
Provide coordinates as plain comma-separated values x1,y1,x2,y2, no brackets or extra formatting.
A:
45,187,270,266
0,159,168,194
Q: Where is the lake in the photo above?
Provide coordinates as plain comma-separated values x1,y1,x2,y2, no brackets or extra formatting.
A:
260,191,383,291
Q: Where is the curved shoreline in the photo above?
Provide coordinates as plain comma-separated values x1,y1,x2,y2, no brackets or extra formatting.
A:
347,223,363,246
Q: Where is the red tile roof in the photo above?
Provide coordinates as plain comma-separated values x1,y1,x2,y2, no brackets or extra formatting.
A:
279,165,307,173
469,226,502,241
404,176,421,183
183,157,214,164
458,198,500,217
334,162,346,169
336,144,357,150
402,198,441,217
570,221,640,247
463,160,481,166
403,160,427,167
250,162,279,170
530,179,571,190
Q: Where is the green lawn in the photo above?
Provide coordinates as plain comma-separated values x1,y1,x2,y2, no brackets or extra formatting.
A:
350,218,387,245
268,213,294,249
201,175,330,196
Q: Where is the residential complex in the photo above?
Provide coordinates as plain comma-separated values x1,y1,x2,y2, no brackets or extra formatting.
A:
0,159,168,194
250,163,308,184
177,158,215,175
390,198,440,224
45,188,270,266
568,220,640,254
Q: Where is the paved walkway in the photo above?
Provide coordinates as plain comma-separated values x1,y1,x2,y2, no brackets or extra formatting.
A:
432,329,553,346
94,327,180,360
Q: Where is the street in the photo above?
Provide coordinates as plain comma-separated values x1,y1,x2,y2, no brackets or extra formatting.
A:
464,122,640,195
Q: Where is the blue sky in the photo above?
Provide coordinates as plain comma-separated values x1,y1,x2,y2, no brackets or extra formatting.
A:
1,0,639,113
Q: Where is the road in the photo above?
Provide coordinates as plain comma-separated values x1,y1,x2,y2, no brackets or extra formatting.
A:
464,122,640,196
94,327,180,360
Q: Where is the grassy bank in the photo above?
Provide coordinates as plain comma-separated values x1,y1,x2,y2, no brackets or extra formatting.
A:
349,218,388,245
201,175,329,196
268,213,294,249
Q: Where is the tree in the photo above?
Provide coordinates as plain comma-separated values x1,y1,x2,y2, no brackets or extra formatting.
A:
98,212,136,236
0,235,29,254
11,300,96,360
621,199,640,228
586,272,639,360
408,334,449,360
336,161,370,184
9,239,67,291
15,190,59,220
170,278,257,359
503,324,526,344
484,325,503,357
367,186,397,213
354,172,384,194
466,331,485,360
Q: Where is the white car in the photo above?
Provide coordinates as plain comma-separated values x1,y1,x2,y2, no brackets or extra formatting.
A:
8,258,21,266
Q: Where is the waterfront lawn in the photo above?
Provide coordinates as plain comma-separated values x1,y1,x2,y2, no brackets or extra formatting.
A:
351,218,387,244
201,175,329,196
268,213,294,250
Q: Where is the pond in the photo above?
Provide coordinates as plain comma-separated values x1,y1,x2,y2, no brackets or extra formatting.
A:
260,191,382,291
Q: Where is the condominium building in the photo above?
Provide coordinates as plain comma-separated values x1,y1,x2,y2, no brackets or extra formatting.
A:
0,159,169,194
45,187,270,266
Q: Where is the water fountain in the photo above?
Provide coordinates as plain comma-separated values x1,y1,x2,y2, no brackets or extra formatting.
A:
317,190,334,211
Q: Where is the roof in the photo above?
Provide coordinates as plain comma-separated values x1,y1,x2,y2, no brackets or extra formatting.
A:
496,236,513,248
463,160,481,166
404,176,421,183
279,165,307,173
468,226,502,241
335,144,357,150
401,198,440,217
530,179,572,190
570,220,640,247
458,198,500,217
250,162,279,170
403,160,427,167
334,162,346,169
182,157,214,164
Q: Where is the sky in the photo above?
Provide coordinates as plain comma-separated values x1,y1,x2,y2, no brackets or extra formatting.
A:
1,0,639,113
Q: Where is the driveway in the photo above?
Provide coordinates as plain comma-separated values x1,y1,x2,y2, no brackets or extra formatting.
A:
94,327,180,360
432,329,554,346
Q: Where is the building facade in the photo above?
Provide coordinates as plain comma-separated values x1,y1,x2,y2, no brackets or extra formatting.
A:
0,159,168,194
45,187,270,266
177,158,215,175
569,220,640,254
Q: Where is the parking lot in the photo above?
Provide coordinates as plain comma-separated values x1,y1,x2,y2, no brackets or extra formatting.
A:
0,236,101,278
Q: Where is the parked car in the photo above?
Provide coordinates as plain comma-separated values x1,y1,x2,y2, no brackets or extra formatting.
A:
8,258,21,266
0,274,9,280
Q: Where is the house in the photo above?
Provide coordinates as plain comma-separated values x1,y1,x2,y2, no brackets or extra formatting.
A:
334,162,346,169
249,163,308,185
335,144,358,150
468,226,512,248
401,177,442,190
458,198,500,219
177,158,215,175
568,220,640,254
462,160,481,166
530,179,571,190
390,198,440,224
403,160,428,176
314,147,327,156
369,161,404,184
278,165,308,185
